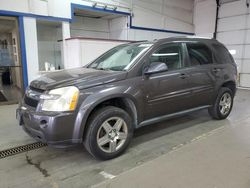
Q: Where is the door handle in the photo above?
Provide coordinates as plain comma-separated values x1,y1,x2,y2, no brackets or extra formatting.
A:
179,73,188,79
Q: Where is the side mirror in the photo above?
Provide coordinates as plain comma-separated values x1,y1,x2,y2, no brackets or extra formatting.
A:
144,62,168,75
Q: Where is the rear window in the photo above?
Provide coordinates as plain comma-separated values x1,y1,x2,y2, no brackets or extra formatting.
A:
186,43,213,66
213,44,235,64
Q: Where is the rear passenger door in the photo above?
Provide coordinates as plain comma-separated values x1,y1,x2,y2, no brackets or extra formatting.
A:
184,42,216,107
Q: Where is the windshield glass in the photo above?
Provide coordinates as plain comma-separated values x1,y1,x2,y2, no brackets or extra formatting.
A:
88,43,153,71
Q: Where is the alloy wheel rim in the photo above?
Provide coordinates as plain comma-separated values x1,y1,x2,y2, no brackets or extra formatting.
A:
219,92,232,115
97,117,128,153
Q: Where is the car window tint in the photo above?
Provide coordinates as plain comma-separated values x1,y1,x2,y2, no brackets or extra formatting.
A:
212,44,234,64
186,43,213,66
149,43,182,71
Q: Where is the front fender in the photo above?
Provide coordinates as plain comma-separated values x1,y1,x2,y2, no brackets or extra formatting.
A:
71,85,141,141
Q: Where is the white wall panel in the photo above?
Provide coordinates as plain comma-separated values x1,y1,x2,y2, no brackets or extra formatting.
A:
241,60,250,73
70,30,109,39
240,74,250,87
217,30,245,45
71,17,109,32
244,45,250,59
225,45,243,59
193,0,216,36
165,0,193,11
109,30,128,40
163,6,193,24
128,29,154,41
132,0,194,33
246,30,250,44
64,39,126,68
47,0,72,18
219,0,247,18
29,0,48,16
132,6,164,29
133,0,163,14
0,0,29,13
109,17,127,31
164,17,193,32
217,15,246,32
152,31,178,39
70,16,110,38
110,17,128,40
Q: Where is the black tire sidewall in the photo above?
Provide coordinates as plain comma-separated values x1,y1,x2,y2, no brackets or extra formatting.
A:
85,106,133,160
215,88,234,119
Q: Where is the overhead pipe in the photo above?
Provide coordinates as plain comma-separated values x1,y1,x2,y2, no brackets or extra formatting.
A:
213,0,220,39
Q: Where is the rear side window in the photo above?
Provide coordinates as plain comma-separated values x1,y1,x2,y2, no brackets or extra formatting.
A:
186,43,213,66
213,44,234,64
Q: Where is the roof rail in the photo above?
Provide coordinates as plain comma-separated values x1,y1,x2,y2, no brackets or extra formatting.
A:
130,40,149,43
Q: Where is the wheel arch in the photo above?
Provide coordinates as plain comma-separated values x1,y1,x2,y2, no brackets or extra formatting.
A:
77,94,139,141
221,80,236,96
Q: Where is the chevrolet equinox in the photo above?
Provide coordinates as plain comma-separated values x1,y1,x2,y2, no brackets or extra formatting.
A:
17,37,237,160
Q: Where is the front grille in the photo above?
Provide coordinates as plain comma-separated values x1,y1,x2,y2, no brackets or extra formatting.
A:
24,95,39,108
29,86,45,93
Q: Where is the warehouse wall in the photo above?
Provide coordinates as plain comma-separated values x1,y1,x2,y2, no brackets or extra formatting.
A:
217,0,250,87
0,0,195,83
0,0,194,34
131,0,194,33
193,0,217,37
70,16,110,39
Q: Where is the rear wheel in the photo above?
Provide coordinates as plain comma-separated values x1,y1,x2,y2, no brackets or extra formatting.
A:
208,87,234,120
84,106,133,160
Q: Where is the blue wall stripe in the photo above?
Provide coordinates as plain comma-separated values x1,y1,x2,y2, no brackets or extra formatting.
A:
70,3,194,35
0,9,70,22
129,26,194,35
129,15,194,35
18,16,28,89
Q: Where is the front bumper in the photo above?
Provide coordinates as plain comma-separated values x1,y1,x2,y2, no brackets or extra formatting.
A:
16,102,82,147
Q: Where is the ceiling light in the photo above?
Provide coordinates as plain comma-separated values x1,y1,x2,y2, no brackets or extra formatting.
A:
92,2,106,9
105,5,117,11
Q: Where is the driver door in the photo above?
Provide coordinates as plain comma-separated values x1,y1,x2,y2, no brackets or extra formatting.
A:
143,43,193,120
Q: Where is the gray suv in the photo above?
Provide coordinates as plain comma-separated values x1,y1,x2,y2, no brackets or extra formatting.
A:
17,37,237,160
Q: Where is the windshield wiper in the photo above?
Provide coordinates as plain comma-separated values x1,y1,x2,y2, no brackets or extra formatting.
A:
95,67,113,71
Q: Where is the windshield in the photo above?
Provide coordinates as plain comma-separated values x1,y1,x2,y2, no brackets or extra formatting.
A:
88,43,153,71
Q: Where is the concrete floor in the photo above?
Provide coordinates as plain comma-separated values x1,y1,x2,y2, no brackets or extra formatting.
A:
0,89,250,188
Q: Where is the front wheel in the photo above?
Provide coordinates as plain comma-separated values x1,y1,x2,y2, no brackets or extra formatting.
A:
84,106,133,160
208,87,234,120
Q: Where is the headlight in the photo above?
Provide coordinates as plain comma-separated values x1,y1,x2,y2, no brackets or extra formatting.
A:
41,86,79,112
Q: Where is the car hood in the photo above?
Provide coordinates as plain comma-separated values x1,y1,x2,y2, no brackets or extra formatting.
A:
30,68,127,91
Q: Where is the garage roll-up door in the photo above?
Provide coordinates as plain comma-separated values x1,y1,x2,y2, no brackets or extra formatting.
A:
217,0,250,87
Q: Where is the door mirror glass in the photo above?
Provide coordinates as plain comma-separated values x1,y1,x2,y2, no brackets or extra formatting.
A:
144,62,168,75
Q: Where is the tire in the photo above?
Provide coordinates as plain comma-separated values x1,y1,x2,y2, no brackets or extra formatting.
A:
84,106,133,160
208,87,234,120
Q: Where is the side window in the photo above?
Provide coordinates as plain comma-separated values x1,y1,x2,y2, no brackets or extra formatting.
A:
186,43,213,66
212,44,234,64
149,43,182,71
